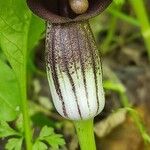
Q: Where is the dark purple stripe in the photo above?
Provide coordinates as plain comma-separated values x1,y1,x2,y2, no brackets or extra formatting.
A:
76,25,90,112
49,26,68,117
68,27,79,80
83,23,100,113
87,22,103,77
60,27,82,119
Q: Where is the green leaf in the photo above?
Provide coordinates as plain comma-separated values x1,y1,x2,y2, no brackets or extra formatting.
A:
114,0,125,5
0,0,45,80
0,0,31,82
15,114,24,133
0,60,21,121
38,126,65,149
103,80,126,93
5,138,23,150
0,121,19,138
0,49,7,62
0,1,45,149
0,0,45,122
39,126,54,139
44,134,65,150
33,141,47,150
27,14,45,52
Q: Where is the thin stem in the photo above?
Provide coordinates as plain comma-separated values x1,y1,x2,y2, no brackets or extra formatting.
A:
102,16,117,54
129,0,150,59
119,92,150,143
102,4,122,54
73,119,96,150
20,72,32,150
103,75,150,143
20,13,33,150
107,8,139,27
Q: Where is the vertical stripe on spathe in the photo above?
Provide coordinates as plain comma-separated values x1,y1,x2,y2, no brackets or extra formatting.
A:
83,24,100,114
48,27,68,117
76,26,91,115
60,28,82,119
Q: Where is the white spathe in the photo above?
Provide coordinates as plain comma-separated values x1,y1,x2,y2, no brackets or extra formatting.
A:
47,64,105,120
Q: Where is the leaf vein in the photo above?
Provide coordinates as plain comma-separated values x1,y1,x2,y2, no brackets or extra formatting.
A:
1,33,24,57
0,16,22,33
0,94,16,111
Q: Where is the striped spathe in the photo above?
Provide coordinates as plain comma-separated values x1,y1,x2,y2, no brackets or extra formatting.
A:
45,21,105,120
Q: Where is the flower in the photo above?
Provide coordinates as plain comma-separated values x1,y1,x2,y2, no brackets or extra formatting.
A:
45,22,105,120
27,0,112,120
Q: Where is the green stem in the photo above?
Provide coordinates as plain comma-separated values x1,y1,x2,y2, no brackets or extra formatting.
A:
102,16,117,54
20,13,33,150
119,92,150,143
73,119,96,150
107,8,139,27
20,72,32,150
129,0,150,59
103,70,150,143
102,4,123,54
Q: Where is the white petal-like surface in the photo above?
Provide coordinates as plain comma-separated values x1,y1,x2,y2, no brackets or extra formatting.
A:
46,21,105,120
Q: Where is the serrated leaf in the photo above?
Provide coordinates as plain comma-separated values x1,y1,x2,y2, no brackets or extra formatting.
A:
39,126,54,139
44,134,65,150
38,126,65,149
5,138,23,150
33,141,47,150
0,121,19,138
0,60,21,121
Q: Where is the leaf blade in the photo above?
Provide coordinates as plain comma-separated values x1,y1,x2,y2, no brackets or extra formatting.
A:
5,138,23,150
33,141,47,150
0,121,19,138
0,60,21,121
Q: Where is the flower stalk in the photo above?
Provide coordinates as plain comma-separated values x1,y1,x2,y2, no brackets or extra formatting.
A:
74,119,96,150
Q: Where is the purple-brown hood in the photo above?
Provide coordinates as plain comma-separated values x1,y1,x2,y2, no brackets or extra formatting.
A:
27,0,112,24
